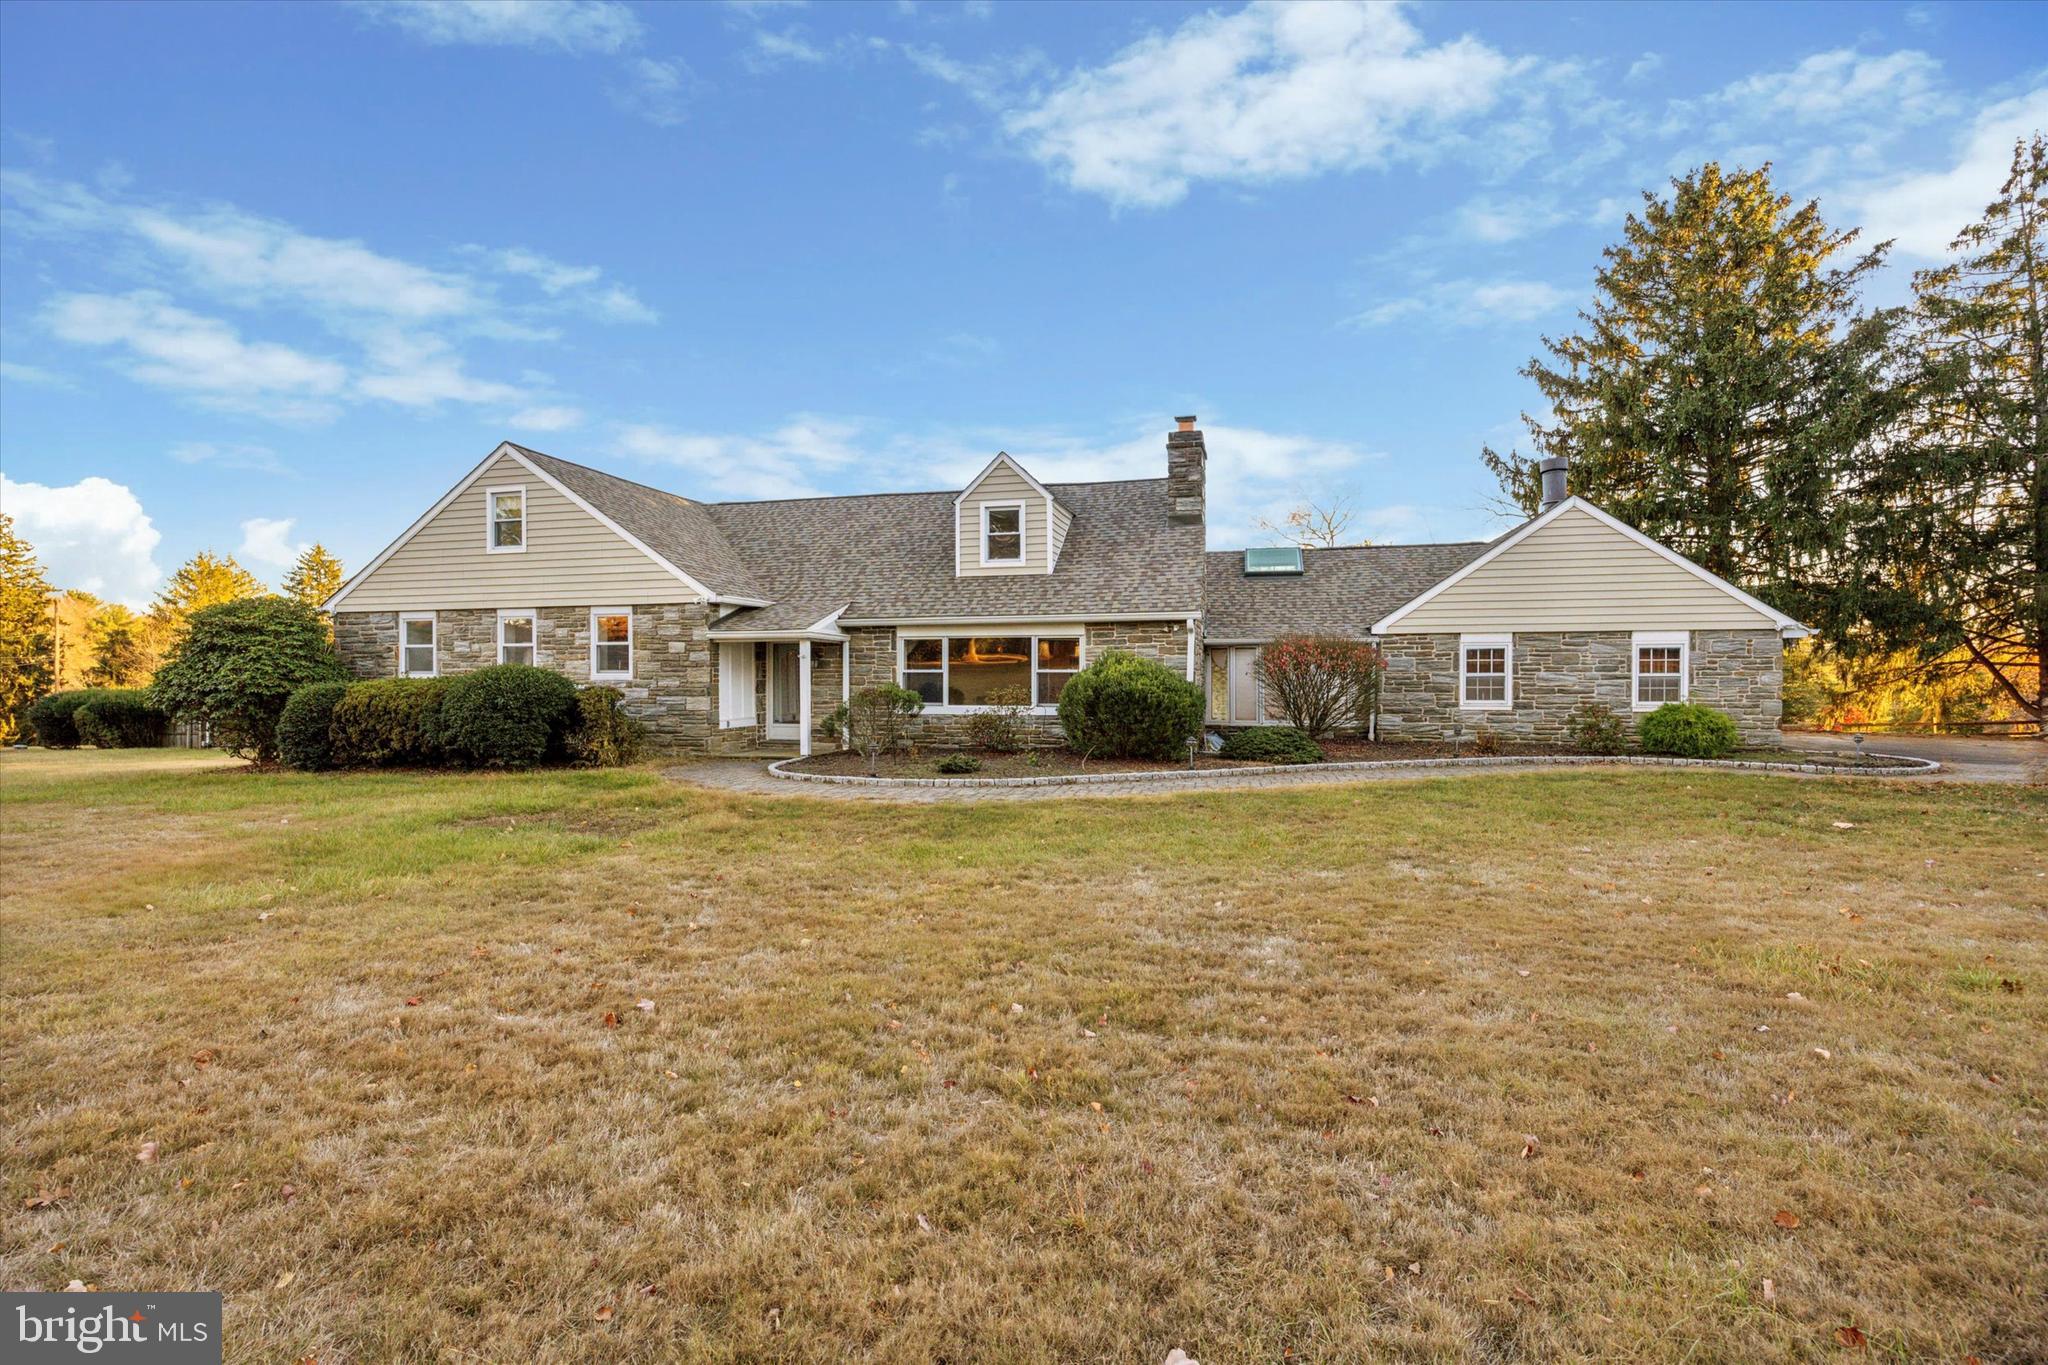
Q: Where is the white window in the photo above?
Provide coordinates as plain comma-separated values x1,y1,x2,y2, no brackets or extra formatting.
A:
898,633,1081,709
980,502,1024,565
399,613,437,677
1459,634,1511,710
486,486,526,552
1633,631,1689,710
590,609,632,679
498,609,536,666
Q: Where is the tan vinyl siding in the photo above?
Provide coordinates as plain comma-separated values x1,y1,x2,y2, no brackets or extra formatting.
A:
956,460,1050,576
1048,501,1073,569
338,453,703,611
1385,506,1779,633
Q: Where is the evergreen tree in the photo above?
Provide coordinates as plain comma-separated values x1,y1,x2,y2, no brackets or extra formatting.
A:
1481,163,1908,624
281,543,345,607
1851,137,2048,721
149,550,265,643
84,603,150,687
0,514,56,743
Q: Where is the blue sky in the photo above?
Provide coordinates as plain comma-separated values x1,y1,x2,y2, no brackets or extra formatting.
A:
2,0,2042,606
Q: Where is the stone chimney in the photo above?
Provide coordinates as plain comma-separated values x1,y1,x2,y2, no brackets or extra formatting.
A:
1167,415,1205,525
1538,455,1570,514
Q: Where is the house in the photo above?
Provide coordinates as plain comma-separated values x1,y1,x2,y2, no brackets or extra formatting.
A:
324,419,1807,754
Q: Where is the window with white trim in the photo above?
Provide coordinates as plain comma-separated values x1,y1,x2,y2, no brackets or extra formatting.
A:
399,613,437,677
981,502,1024,564
591,609,632,679
1633,631,1688,709
1459,634,1511,710
899,632,1081,708
498,609,536,665
486,486,526,552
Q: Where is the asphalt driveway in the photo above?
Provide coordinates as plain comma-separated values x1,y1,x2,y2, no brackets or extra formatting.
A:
1781,730,2045,784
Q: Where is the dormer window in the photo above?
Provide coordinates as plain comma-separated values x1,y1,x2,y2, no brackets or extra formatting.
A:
487,486,525,552
981,502,1024,565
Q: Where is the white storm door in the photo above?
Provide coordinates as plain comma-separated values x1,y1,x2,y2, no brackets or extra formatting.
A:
766,643,802,740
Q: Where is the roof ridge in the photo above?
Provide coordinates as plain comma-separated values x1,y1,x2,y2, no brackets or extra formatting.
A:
707,475,1165,509
509,444,701,506
1208,539,1496,555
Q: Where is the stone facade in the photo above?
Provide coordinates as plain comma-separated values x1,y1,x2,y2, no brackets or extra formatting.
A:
1378,629,1782,746
332,604,718,753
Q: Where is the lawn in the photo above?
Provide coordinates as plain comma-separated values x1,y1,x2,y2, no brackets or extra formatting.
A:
2,749,2042,1362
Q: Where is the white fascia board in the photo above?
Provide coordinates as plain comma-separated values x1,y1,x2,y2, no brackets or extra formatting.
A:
1370,497,1810,637
838,610,1199,628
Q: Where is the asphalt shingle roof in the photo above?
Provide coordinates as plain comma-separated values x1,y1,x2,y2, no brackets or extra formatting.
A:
1202,541,1500,641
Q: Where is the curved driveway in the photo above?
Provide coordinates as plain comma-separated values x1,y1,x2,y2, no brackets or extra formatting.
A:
1780,731,2044,784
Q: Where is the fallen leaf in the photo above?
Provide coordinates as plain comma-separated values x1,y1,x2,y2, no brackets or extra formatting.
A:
405,997,421,1007
602,1011,619,1029
1831,821,1856,830
594,1304,614,1323
136,1141,159,1164
1812,1047,1832,1060
1773,1209,1801,1230
635,999,655,1013
280,1183,297,1203
1834,1323,1867,1349
1520,1137,1539,1160
273,1271,295,1291
916,1213,933,1234
638,1283,661,1297
1761,1277,1775,1304
1787,992,1804,1002
1967,1195,1989,1209
23,1186,72,1210
192,1049,215,1068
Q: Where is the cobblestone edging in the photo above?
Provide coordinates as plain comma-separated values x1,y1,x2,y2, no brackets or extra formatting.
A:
767,750,1942,789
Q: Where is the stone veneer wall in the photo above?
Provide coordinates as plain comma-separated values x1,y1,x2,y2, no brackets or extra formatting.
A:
332,605,718,753
840,620,1197,747
1377,629,1783,746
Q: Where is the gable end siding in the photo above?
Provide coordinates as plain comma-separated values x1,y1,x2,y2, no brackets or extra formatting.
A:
335,453,704,611
956,461,1050,576
1382,506,1780,633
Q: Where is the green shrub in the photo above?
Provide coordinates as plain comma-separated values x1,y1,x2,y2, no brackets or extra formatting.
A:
277,681,349,771
73,690,169,748
569,686,645,768
964,686,1030,752
1218,726,1323,764
26,689,109,748
438,664,579,768
843,684,925,774
934,752,982,774
1566,702,1630,755
330,678,450,767
1637,702,1740,759
148,598,344,760
1055,649,1203,760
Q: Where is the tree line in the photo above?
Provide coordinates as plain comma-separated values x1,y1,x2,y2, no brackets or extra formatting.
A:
0,521,343,742
1483,138,2045,726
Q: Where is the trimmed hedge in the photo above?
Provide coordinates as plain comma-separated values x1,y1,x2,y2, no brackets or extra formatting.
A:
1218,725,1323,764
277,682,349,772
569,686,645,768
74,690,169,748
1055,649,1204,761
27,690,111,748
438,665,579,768
1637,702,1740,759
330,678,449,767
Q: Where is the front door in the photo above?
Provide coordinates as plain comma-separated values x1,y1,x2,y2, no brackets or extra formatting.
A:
1229,647,1260,724
766,643,802,741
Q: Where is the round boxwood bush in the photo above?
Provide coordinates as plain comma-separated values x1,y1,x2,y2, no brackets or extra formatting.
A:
329,678,450,767
26,689,110,748
1218,725,1323,764
277,681,350,771
74,690,169,748
1055,648,1204,761
1636,701,1740,759
437,664,579,768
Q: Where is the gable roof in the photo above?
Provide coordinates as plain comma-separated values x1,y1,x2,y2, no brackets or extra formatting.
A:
1203,540,1498,642
1369,496,1811,637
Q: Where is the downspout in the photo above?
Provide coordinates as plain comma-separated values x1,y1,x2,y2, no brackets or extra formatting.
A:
1184,617,1197,682
841,639,851,750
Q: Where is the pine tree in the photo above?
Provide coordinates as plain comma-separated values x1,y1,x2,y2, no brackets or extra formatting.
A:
1481,163,1907,623
0,513,55,743
84,604,150,687
281,544,345,607
1853,137,2048,721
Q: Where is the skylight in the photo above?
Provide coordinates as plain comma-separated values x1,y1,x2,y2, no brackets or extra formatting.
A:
1244,546,1304,576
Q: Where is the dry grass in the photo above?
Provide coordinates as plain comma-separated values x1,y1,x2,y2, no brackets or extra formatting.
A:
2,748,2043,1363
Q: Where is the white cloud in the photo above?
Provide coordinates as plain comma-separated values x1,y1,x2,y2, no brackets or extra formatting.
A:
998,0,1531,207
0,473,164,607
615,415,865,499
1348,277,1572,328
477,246,657,321
0,360,71,387
1844,86,2048,259
238,516,309,570
1699,48,1953,127
507,404,585,432
610,57,692,127
171,441,288,474
45,291,348,422
355,331,525,408
1624,53,1662,86
1452,194,1569,243
488,247,602,294
748,28,829,67
349,0,642,54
